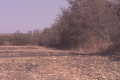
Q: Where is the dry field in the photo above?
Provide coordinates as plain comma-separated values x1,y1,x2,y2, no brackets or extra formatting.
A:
0,46,119,80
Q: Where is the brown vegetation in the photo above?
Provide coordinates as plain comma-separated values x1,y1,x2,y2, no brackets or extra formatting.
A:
0,46,119,80
37,0,120,54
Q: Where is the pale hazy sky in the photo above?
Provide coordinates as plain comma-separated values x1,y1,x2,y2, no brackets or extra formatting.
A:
0,0,68,33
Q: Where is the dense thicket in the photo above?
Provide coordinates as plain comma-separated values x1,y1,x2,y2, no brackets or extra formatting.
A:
39,0,120,52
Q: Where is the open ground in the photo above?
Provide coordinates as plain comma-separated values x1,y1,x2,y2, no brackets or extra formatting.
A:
0,46,119,80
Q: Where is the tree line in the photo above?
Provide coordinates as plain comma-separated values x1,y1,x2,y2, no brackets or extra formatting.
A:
0,0,120,53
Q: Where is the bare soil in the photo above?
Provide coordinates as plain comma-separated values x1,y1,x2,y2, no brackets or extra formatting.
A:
0,46,119,80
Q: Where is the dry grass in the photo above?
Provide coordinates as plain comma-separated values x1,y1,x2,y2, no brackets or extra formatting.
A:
0,46,119,80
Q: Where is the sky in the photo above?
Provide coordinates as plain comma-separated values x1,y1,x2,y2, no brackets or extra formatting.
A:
0,0,68,33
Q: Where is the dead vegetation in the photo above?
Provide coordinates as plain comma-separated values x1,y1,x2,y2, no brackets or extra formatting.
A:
0,46,119,80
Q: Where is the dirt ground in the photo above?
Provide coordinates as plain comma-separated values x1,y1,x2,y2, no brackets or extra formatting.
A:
0,46,119,80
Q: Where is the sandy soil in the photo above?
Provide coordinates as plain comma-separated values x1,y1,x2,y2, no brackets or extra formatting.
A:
0,46,119,80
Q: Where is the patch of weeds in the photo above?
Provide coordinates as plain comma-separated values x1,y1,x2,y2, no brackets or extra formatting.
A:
95,76,108,80
25,63,38,72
